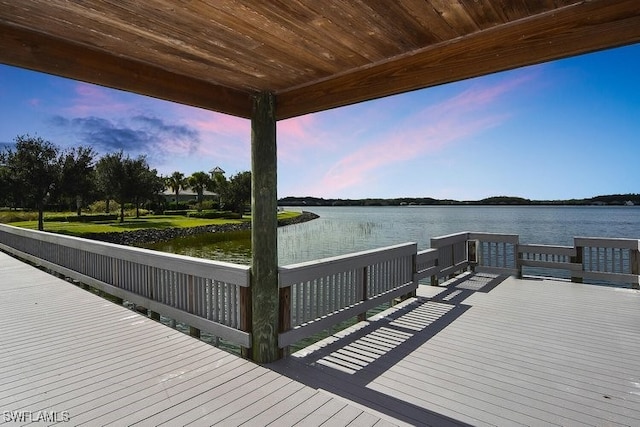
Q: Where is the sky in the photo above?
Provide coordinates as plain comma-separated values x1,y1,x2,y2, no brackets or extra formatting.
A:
0,43,639,201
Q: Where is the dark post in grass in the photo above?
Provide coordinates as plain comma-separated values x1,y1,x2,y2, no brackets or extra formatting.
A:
250,91,279,363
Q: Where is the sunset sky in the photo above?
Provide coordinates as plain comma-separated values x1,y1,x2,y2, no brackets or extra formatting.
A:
1,43,638,201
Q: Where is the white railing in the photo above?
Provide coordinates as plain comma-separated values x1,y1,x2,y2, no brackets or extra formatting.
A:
430,232,469,278
2,223,638,353
278,242,417,348
430,232,519,279
519,243,577,273
574,237,640,284
415,248,438,281
469,232,519,275
428,232,639,286
0,224,251,348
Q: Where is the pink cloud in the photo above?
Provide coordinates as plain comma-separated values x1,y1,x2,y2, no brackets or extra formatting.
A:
295,73,535,197
63,83,131,116
277,114,341,162
310,114,505,195
184,108,249,136
279,114,315,140
175,107,251,164
428,72,535,116
277,107,389,164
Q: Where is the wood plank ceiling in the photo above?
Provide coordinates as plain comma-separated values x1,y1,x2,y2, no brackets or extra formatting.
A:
1,0,639,120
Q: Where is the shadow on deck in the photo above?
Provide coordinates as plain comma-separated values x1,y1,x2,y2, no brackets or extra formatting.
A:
271,273,509,427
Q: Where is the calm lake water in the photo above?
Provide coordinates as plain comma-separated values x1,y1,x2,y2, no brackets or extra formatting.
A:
144,205,640,266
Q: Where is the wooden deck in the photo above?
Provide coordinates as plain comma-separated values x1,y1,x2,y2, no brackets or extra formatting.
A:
272,273,640,427
2,250,640,426
0,251,396,426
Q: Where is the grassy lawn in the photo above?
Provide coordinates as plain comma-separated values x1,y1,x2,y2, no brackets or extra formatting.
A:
6,211,301,237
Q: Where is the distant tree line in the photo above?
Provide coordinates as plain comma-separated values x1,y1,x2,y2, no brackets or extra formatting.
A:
279,194,640,207
0,134,251,230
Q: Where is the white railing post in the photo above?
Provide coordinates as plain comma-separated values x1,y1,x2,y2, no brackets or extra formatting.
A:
631,247,639,289
571,244,584,283
357,265,369,321
467,239,478,272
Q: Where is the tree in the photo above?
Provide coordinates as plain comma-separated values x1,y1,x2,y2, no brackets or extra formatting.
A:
60,146,97,215
129,158,163,218
96,151,129,223
166,171,187,207
0,159,21,209
95,151,124,215
224,171,251,215
2,135,61,230
187,171,211,211
96,152,162,222
208,169,228,208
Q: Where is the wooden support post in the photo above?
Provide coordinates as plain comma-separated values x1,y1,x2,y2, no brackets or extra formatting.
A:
189,326,200,339
240,286,252,358
279,286,291,357
571,246,583,283
250,92,279,363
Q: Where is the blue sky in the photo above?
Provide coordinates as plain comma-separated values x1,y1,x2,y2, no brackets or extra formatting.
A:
1,43,638,201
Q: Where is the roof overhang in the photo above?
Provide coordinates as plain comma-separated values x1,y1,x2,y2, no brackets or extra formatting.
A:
1,1,639,120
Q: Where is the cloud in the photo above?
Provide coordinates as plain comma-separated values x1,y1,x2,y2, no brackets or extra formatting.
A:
277,115,331,162
50,114,201,161
184,109,249,137
131,115,199,152
176,107,250,163
48,81,253,174
284,71,537,197
62,83,133,116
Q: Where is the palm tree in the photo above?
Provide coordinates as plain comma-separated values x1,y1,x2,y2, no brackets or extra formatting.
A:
166,171,187,207
187,171,211,211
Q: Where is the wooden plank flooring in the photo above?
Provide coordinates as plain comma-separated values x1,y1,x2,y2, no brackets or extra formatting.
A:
3,249,640,426
0,251,396,426
273,273,640,427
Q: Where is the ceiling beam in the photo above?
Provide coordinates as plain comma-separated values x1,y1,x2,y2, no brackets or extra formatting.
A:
0,23,254,119
276,0,640,120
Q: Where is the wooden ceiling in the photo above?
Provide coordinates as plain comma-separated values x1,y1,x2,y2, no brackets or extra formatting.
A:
1,1,639,120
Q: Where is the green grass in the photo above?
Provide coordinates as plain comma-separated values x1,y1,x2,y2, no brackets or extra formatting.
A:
0,211,73,223
6,211,301,237
276,210,299,221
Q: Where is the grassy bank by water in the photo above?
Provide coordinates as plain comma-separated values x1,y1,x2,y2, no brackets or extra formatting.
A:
4,210,302,238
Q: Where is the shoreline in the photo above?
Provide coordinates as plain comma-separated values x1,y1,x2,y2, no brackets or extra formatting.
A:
82,210,320,246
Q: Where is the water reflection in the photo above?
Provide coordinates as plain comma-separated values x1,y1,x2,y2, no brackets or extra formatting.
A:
142,229,252,264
